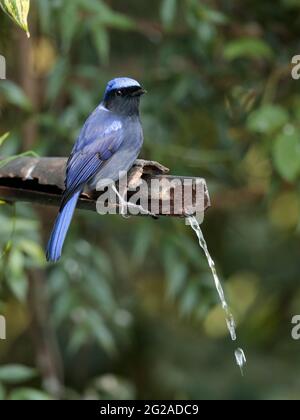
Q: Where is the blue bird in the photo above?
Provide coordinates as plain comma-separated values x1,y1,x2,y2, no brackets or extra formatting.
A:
46,77,146,262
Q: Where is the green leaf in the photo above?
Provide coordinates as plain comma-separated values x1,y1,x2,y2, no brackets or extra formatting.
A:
0,81,32,111
247,105,289,134
0,132,9,147
179,283,199,316
18,239,45,264
59,0,79,52
101,11,135,30
224,38,273,61
131,226,152,267
91,24,109,65
0,151,39,171
68,328,88,354
281,0,300,9
0,0,30,37
196,3,228,25
273,131,300,181
0,365,37,384
8,249,28,301
165,259,187,300
46,58,69,104
0,382,5,400
201,8,228,25
161,0,177,28
9,388,52,400
78,0,135,30
87,310,116,354
36,0,50,33
8,274,28,302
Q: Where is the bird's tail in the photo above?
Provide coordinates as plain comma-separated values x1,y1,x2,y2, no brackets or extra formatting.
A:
46,190,81,262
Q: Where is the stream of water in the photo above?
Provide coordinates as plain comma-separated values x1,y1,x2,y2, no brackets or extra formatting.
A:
187,215,246,375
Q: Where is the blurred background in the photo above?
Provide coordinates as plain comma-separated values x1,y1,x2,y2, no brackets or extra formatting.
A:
0,0,300,400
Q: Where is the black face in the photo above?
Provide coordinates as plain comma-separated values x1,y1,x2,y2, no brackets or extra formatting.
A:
110,85,146,99
103,85,146,115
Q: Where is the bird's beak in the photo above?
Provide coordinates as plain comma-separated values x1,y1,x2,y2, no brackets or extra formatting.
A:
132,88,147,97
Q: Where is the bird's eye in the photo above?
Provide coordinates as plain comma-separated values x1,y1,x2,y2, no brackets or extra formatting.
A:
116,90,122,96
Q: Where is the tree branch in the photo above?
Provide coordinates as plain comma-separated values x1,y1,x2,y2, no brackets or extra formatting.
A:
0,157,211,217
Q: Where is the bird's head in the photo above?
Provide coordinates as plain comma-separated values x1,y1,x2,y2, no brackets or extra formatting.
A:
103,77,146,116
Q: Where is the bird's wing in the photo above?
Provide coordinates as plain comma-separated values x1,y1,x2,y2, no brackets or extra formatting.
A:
60,118,124,208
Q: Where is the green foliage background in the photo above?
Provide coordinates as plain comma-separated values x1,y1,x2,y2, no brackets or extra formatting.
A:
0,0,300,400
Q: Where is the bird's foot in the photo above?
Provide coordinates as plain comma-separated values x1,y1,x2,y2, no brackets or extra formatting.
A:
111,185,157,218
111,185,131,218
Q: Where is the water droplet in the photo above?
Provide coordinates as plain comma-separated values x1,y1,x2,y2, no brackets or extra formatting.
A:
235,348,247,376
